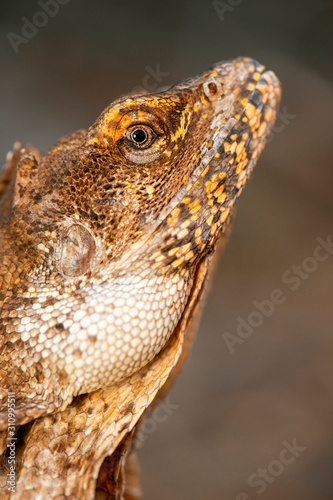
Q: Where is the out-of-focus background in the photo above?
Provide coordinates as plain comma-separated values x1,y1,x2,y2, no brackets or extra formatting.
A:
1,1,332,498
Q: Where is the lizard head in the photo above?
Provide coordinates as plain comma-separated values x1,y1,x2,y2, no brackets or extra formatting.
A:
8,57,281,282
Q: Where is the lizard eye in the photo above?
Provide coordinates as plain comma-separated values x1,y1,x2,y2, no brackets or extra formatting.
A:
116,110,169,164
125,125,156,149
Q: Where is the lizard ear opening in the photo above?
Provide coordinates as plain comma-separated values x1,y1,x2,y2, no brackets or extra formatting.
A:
60,224,96,278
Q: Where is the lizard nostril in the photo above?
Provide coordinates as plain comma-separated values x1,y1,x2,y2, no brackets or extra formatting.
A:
208,82,217,93
202,78,224,101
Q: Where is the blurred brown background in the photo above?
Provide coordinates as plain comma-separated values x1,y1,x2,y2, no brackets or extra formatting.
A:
1,1,332,499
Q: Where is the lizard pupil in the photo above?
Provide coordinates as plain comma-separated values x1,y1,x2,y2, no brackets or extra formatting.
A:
131,128,148,144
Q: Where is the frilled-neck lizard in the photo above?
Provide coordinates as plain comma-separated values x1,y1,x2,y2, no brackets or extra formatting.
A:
0,57,281,499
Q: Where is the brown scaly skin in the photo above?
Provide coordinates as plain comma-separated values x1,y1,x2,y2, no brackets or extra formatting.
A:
0,57,281,498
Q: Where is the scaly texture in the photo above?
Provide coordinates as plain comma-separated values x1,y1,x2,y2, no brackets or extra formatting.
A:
0,57,281,498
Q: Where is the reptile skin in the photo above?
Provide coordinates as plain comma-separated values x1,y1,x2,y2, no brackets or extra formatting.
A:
0,57,281,498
